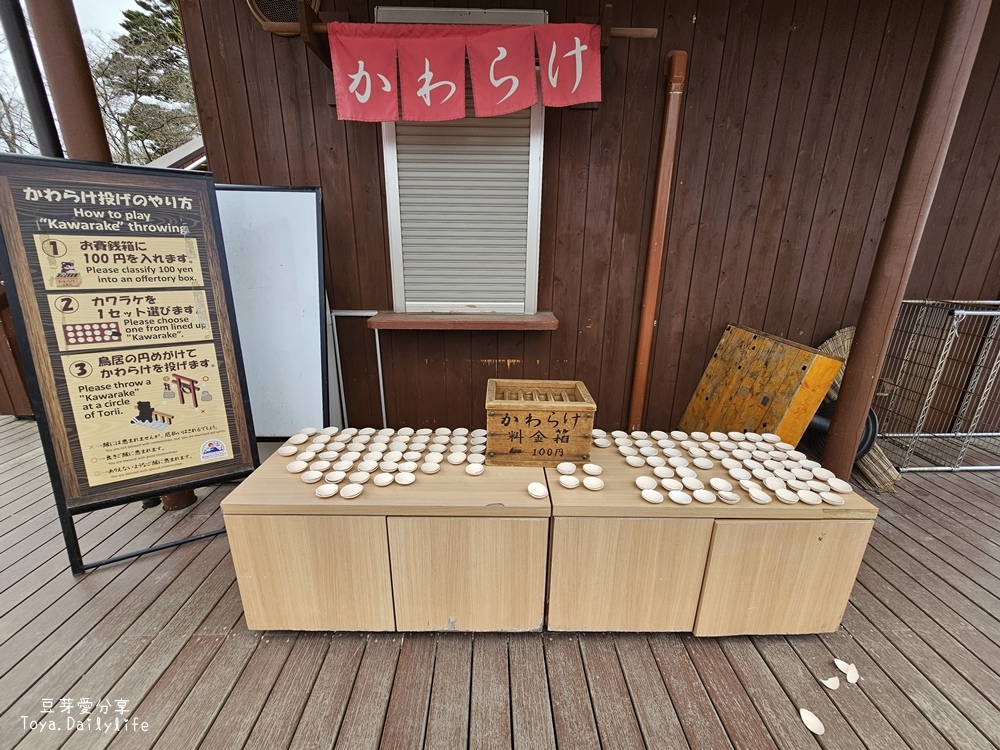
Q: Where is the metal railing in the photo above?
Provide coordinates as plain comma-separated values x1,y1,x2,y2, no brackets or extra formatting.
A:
874,300,1000,471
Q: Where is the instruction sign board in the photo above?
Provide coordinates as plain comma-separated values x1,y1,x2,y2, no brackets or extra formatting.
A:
0,154,256,511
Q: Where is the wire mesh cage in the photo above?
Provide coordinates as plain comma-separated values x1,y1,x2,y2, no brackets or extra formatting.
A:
874,300,1000,472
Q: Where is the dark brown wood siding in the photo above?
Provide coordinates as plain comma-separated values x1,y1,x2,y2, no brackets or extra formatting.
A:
907,1,1000,302
179,0,947,430
0,286,31,416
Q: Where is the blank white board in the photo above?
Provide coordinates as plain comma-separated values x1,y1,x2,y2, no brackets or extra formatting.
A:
215,186,326,438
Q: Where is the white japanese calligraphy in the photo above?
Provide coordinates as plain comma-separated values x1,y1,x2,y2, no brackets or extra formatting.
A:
348,61,392,104
348,60,371,103
489,46,519,104
416,58,457,106
546,36,589,94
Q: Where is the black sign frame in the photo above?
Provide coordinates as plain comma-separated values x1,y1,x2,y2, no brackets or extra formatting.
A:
0,154,257,574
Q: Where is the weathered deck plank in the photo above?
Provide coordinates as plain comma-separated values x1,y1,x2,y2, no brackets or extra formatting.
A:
469,633,512,750
649,634,733,749
334,635,401,750
509,633,557,750
288,634,366,750
422,634,472,750
614,634,690,749
544,634,601,750
578,634,646,750
379,633,435,750
1,417,999,750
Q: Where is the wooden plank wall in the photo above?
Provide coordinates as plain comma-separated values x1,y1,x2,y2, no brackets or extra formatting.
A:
0,285,31,416
907,1,1000,302
179,0,947,431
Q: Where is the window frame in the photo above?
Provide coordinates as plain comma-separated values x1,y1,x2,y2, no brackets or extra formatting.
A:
376,6,548,315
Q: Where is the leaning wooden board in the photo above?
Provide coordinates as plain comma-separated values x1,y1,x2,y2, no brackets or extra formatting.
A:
679,325,843,445
546,442,877,634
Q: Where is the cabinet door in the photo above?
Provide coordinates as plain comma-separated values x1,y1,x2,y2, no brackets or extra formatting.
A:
547,517,714,631
388,517,548,631
694,519,873,636
226,514,394,631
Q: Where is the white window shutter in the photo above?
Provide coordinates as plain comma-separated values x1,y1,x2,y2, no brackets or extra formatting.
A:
378,7,546,315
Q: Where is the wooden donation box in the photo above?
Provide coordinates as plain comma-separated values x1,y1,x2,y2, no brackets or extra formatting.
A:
546,443,877,635
680,325,843,445
221,450,549,631
486,379,596,466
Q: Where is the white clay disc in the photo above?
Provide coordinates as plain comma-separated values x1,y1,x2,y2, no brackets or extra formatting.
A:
315,483,338,498
641,488,664,504
668,489,692,505
827,477,853,494
693,489,716,504
681,476,704,491
710,477,733,492
527,482,548,499
339,483,363,499
776,488,799,504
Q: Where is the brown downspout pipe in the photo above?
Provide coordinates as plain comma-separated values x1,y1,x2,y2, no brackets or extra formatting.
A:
823,0,992,479
23,0,112,162
628,50,687,431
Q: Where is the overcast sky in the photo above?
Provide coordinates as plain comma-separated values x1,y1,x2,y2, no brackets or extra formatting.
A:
73,0,138,41
1,0,137,67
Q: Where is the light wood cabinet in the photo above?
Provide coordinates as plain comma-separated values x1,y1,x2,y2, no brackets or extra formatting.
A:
388,516,548,631
546,446,877,635
221,450,550,631
547,517,713,631
227,514,394,631
224,442,877,635
693,518,874,635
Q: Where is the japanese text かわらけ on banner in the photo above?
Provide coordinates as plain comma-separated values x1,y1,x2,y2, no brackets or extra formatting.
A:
327,22,601,121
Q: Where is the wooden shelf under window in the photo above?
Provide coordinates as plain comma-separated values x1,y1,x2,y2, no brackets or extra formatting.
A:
366,312,559,331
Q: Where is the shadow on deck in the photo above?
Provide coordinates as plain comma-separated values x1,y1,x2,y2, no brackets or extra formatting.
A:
1,414,998,749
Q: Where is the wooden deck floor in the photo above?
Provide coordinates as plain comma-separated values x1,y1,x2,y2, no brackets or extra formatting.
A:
1,413,999,749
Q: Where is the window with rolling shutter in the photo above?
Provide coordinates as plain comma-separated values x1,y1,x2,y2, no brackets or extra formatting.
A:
377,7,547,314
